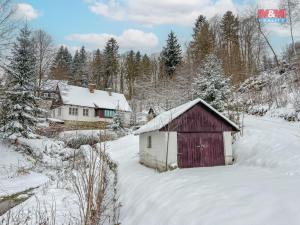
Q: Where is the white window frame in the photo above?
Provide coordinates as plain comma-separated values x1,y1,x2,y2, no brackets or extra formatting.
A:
83,108,89,117
69,107,78,116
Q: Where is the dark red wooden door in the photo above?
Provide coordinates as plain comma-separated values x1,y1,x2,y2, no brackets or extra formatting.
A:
177,132,224,168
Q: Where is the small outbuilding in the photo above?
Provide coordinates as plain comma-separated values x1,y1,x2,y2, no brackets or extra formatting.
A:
135,98,239,171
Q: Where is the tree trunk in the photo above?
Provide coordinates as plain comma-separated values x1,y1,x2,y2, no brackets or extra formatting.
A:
257,21,280,67
288,0,297,56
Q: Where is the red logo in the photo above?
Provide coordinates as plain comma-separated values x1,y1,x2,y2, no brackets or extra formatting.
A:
257,9,287,23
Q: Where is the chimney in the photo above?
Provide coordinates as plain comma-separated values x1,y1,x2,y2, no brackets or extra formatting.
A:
88,84,96,93
106,87,112,96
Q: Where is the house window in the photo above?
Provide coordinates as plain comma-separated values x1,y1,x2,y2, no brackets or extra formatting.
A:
83,108,89,117
94,110,98,117
69,107,78,116
147,136,152,148
104,109,115,118
58,108,62,116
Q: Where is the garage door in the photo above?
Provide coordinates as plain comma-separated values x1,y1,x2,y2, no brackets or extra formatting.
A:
177,132,224,168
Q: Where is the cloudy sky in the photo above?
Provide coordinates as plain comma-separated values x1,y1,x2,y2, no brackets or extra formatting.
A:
14,0,299,54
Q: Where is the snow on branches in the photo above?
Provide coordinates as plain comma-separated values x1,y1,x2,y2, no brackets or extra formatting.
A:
192,54,230,112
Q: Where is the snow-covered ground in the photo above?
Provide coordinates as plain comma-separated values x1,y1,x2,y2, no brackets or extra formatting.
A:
107,116,300,225
235,116,300,175
0,143,48,197
1,115,300,224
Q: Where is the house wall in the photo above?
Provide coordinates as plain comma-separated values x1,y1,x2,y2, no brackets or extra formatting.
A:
223,132,233,165
51,105,131,125
139,131,177,171
51,105,112,123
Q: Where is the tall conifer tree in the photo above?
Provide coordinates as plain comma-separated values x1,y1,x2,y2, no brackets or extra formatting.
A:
161,31,182,77
1,25,42,139
192,54,230,112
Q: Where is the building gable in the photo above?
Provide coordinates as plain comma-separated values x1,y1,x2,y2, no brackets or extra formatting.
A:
160,103,236,132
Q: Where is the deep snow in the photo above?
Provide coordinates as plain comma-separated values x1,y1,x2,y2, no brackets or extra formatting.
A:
107,116,300,225
0,143,48,197
1,115,300,225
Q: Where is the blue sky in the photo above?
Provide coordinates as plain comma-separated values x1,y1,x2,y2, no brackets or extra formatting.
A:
15,0,298,55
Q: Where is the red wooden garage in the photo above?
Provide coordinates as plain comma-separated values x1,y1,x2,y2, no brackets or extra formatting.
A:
136,99,240,170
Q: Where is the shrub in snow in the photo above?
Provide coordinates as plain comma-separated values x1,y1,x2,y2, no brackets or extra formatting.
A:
192,54,230,112
110,110,123,131
64,135,100,149
0,25,43,139
72,143,121,225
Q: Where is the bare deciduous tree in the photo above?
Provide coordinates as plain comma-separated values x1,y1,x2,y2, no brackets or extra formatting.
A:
0,0,16,61
280,0,300,57
32,29,55,96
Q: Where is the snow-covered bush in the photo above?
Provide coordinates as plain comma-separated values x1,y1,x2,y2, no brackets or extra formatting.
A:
109,110,123,131
238,64,300,121
192,53,230,112
64,135,100,149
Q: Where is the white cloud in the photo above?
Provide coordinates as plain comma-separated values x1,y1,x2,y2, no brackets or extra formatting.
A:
89,1,125,20
65,29,159,50
13,3,39,21
256,0,280,9
266,23,300,38
86,0,239,26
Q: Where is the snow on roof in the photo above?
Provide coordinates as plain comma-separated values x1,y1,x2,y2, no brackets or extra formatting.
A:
135,98,239,135
41,79,68,92
59,84,132,112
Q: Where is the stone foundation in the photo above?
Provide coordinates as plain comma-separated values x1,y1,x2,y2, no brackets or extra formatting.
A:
63,120,107,130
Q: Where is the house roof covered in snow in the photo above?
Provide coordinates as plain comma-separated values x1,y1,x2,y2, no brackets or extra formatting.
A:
59,84,132,112
134,98,239,134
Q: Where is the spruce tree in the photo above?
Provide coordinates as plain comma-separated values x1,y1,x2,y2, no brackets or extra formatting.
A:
1,25,41,139
91,49,103,88
192,15,207,39
71,46,88,87
50,46,72,80
220,11,242,82
190,15,215,65
103,38,119,90
125,50,137,99
192,54,230,112
161,31,182,77
79,46,88,87
71,50,81,85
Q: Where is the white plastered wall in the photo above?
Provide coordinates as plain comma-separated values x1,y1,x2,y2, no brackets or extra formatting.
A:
139,131,177,171
51,105,112,123
223,132,233,165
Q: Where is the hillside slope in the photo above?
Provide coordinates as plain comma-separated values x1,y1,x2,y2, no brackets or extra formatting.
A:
238,67,300,121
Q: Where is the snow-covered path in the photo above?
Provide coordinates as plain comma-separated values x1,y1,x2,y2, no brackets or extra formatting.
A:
108,116,300,225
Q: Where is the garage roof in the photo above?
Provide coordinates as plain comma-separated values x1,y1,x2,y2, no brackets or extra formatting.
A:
134,98,240,135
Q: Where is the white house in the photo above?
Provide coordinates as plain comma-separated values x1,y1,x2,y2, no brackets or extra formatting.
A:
51,84,132,126
135,99,240,171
